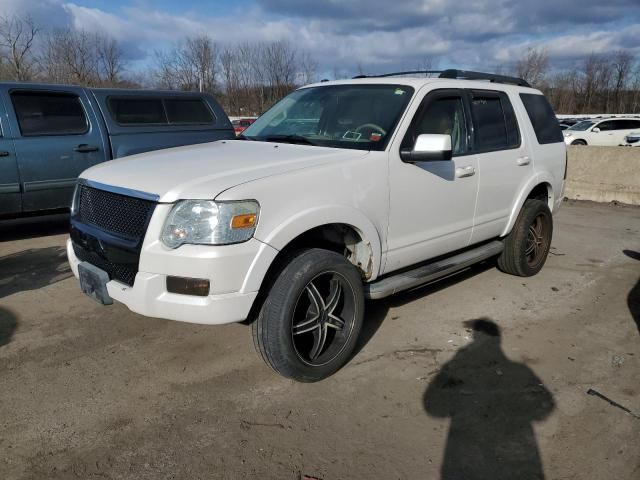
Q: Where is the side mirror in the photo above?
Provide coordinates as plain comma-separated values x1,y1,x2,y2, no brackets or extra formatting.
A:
400,134,453,163
592,127,600,133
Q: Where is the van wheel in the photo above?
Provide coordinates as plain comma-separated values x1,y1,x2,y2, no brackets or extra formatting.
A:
571,139,587,146
498,199,553,277
252,248,364,382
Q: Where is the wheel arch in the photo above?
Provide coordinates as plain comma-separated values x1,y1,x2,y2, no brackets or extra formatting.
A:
501,177,554,237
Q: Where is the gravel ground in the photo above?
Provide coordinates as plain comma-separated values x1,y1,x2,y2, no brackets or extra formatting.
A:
1,200,639,480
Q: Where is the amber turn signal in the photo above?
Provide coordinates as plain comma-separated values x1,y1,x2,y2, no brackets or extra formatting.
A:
231,213,257,229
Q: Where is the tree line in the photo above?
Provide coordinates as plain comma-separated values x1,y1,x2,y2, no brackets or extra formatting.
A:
2,14,639,115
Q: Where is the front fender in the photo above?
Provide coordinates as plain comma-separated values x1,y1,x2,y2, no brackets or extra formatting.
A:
255,205,383,280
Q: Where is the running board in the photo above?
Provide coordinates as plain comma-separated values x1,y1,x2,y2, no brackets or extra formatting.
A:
364,241,504,300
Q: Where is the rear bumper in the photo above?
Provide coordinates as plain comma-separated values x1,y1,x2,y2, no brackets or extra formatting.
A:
67,238,262,325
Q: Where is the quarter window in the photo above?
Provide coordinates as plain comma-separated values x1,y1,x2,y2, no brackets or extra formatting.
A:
519,93,563,144
11,91,88,136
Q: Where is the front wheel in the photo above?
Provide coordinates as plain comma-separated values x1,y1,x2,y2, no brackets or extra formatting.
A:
571,139,587,146
497,199,553,277
252,248,364,382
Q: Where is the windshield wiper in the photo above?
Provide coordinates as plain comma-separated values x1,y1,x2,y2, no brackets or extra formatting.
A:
263,135,318,146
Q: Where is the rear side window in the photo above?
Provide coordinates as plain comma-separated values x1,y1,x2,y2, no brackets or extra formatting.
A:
519,93,563,144
11,91,88,136
165,99,214,123
108,97,214,126
108,98,166,125
470,91,520,151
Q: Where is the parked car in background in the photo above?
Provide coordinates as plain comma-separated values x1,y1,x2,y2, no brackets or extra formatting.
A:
563,117,640,146
232,118,256,135
0,83,235,218
67,69,566,382
559,123,570,130
623,131,640,146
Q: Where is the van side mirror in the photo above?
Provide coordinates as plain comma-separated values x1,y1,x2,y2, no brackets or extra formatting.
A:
400,134,453,163
592,127,600,133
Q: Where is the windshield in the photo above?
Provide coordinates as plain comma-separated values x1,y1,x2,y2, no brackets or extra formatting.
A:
568,121,595,131
242,84,415,151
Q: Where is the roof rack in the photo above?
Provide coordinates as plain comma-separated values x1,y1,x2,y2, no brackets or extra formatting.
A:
439,69,531,87
353,69,531,88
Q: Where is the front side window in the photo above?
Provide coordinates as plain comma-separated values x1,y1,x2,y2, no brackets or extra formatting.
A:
242,84,414,151
11,91,88,136
568,121,594,131
405,95,468,155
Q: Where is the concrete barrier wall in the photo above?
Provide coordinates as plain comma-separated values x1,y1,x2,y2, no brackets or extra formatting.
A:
565,146,640,205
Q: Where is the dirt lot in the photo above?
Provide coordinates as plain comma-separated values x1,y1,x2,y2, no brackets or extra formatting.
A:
1,201,639,480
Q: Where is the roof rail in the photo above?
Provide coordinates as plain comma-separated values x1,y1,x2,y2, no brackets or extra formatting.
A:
438,69,531,87
354,70,441,79
352,69,531,87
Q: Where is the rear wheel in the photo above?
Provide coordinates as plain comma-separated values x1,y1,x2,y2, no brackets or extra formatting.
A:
252,248,364,382
497,199,553,277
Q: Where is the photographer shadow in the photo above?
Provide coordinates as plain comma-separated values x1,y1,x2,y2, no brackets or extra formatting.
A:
424,318,555,480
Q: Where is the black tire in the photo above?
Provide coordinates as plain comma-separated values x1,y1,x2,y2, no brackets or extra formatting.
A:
252,248,364,382
497,199,553,277
571,139,587,146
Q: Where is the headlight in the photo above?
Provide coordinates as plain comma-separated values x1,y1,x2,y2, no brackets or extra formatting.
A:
161,200,259,248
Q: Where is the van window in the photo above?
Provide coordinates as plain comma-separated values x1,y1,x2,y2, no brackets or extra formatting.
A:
519,93,563,144
165,99,214,124
107,97,214,125
108,98,167,125
11,91,88,136
470,93,511,151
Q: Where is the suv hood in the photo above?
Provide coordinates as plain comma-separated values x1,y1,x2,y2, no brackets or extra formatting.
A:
81,140,368,202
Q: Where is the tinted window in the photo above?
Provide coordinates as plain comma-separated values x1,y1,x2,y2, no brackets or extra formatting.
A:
471,94,508,151
108,98,166,125
501,93,521,148
519,93,564,144
616,120,640,130
165,99,214,124
409,96,468,155
11,91,87,136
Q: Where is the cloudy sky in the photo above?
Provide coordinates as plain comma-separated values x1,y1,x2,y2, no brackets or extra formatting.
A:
3,0,640,77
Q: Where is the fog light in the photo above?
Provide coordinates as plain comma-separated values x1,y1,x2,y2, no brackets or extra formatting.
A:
166,276,210,296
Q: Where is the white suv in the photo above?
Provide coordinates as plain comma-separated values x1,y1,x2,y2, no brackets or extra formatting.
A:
67,70,566,382
563,117,640,146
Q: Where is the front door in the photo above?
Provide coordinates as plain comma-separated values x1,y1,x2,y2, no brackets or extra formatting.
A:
5,87,107,212
385,89,479,273
0,94,20,216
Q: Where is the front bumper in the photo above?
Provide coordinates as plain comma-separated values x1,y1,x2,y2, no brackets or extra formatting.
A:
67,237,276,325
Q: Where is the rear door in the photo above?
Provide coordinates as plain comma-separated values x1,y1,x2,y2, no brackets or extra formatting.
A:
0,91,20,215
593,120,629,146
7,87,108,212
468,89,531,244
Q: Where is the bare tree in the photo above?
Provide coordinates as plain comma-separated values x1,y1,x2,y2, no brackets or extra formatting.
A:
611,50,634,112
515,47,549,88
154,35,219,92
0,14,39,81
97,35,125,85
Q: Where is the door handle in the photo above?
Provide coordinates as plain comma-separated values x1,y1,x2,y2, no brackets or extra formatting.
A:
74,144,99,153
517,156,531,166
0,150,10,157
455,166,476,178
